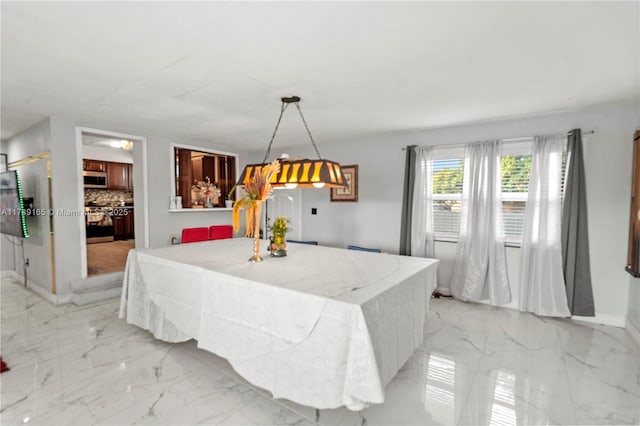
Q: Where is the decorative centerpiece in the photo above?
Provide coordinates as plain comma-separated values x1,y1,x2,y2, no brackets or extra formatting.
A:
232,160,280,262
195,177,221,208
269,216,291,257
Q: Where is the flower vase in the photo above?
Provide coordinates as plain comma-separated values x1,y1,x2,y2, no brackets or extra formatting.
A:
204,197,214,208
270,235,287,257
249,201,263,262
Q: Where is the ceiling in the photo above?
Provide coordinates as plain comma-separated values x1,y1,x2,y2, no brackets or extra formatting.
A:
2,2,638,150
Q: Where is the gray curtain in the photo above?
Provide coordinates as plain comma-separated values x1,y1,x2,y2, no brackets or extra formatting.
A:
399,145,417,255
561,129,595,316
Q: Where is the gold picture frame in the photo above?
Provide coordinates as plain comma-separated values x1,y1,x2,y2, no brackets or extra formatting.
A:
331,165,358,202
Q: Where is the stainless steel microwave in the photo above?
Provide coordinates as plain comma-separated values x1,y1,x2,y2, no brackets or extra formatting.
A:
83,171,107,188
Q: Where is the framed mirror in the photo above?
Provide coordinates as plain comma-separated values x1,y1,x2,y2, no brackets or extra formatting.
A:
173,144,237,209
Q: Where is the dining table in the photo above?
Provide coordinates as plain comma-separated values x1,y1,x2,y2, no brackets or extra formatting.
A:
119,238,439,411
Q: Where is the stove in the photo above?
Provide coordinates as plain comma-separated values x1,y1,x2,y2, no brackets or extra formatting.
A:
86,207,114,244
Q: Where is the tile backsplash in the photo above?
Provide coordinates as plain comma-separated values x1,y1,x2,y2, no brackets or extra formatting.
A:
85,189,134,206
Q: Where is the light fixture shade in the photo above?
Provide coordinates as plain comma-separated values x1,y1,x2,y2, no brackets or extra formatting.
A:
241,96,347,190
239,159,347,189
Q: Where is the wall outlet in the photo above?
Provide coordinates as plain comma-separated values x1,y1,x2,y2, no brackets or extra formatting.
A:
311,208,317,215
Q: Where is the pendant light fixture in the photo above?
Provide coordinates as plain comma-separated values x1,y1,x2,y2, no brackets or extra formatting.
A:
237,96,347,189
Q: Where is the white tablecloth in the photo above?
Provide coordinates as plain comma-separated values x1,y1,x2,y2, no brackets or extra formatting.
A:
119,238,438,410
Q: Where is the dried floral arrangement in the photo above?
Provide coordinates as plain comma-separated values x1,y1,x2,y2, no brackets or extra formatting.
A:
232,160,280,237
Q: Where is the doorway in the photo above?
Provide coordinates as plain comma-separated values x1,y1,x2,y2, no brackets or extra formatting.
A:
78,128,146,278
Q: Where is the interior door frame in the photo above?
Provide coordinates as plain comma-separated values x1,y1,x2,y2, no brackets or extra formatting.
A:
75,126,149,279
627,130,640,277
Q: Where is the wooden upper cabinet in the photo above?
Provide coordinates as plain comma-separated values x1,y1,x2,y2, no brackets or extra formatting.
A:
127,164,134,191
106,162,129,190
83,159,134,191
83,159,105,172
176,149,193,208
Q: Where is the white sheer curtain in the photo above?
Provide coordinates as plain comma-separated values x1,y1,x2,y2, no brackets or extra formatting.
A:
519,136,570,317
450,141,511,305
411,147,434,257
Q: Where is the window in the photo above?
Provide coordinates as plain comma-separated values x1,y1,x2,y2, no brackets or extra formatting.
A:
500,147,532,245
173,145,237,208
432,157,464,240
429,141,563,246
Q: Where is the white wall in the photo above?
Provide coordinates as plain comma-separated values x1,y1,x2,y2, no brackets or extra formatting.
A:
1,118,53,292
628,277,640,340
82,144,133,163
49,116,86,294
3,114,254,295
4,103,637,322
276,102,638,320
144,136,255,247
47,116,254,293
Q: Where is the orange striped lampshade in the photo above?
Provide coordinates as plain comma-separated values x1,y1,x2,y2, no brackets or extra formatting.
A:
238,159,346,189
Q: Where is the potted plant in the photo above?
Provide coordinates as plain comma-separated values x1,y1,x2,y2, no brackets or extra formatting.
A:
269,216,291,257
225,184,237,208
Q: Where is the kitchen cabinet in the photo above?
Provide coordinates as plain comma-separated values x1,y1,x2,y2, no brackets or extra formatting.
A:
191,156,216,184
107,162,129,190
127,164,134,191
125,209,135,239
113,208,134,240
113,214,125,240
83,159,105,172
192,156,203,182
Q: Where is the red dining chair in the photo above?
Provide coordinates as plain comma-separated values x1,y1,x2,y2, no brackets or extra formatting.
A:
209,225,233,240
181,227,209,244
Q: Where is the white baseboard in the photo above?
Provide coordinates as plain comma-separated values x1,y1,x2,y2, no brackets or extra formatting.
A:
1,270,71,305
626,318,640,350
571,312,626,328
463,290,627,329
465,291,627,329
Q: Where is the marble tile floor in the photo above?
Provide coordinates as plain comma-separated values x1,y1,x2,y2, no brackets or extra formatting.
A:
1,275,638,426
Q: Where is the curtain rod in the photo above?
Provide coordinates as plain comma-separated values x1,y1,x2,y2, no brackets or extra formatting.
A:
402,129,595,150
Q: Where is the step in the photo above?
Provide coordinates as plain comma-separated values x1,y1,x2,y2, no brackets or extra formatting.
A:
69,271,124,306
69,271,123,292
71,284,122,306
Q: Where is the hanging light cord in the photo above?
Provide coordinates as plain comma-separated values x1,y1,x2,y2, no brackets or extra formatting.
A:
293,102,322,160
262,102,289,163
261,98,323,163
